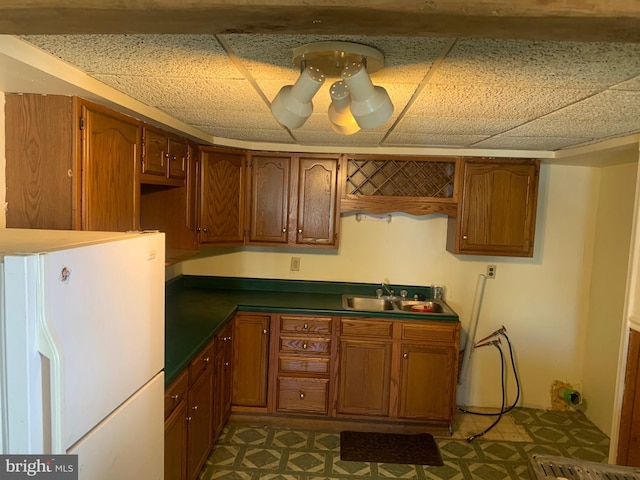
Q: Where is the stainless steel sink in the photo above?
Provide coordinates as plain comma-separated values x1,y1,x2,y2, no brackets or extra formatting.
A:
343,295,395,311
341,295,456,316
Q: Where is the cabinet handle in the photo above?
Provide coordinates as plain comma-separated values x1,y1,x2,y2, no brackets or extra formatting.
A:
302,343,308,349
186,416,192,422
171,394,179,401
192,405,198,411
203,356,210,364
403,353,409,359
299,392,305,400
262,329,268,334
196,227,201,233
303,323,309,330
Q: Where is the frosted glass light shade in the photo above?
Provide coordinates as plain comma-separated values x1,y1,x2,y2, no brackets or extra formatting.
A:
328,81,360,135
271,66,325,129
341,62,393,129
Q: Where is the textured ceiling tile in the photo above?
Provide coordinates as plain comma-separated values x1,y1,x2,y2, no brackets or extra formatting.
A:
612,76,640,91
93,74,268,110
23,34,243,79
170,107,282,130
470,136,592,151
197,126,295,143
430,38,640,88
292,130,386,146
394,116,524,135
407,84,595,119
383,133,489,147
505,90,640,137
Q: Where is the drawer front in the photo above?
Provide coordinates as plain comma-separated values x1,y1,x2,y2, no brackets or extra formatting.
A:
277,377,329,414
188,341,216,384
340,318,393,338
280,336,331,354
164,370,188,418
280,315,332,334
402,322,459,344
278,355,330,375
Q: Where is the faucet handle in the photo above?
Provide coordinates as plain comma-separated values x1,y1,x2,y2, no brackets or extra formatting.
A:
400,289,408,299
376,288,383,298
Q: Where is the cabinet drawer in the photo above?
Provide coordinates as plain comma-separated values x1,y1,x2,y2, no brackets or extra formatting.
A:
280,315,332,334
164,369,188,418
188,340,216,384
277,377,329,414
278,355,330,375
280,336,330,354
340,318,393,338
402,322,459,344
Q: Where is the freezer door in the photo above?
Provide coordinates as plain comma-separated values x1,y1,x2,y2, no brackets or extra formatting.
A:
68,372,164,480
39,233,164,451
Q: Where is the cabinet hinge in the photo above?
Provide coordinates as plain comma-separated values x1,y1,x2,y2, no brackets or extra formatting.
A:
79,117,85,130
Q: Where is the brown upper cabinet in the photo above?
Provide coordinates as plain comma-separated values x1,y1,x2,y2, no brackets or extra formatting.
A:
141,124,188,186
246,152,341,248
198,147,246,246
446,158,540,257
6,94,140,232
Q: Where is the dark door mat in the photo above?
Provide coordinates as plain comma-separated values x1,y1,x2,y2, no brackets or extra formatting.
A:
340,431,444,466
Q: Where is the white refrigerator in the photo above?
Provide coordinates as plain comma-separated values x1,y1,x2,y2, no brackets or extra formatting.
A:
0,229,165,479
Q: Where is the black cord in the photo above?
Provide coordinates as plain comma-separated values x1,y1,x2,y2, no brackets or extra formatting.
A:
466,343,505,442
458,332,521,416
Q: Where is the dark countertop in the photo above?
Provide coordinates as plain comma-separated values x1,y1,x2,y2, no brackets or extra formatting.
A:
165,275,459,386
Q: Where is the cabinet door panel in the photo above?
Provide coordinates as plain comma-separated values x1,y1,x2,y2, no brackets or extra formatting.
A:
82,105,139,232
337,340,391,416
169,137,188,179
143,127,168,176
296,156,339,246
618,329,640,466
398,344,457,422
165,401,187,480
248,155,290,244
187,371,214,480
199,149,245,245
233,314,270,407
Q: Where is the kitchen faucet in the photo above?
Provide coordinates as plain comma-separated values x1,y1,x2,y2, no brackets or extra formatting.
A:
381,282,394,297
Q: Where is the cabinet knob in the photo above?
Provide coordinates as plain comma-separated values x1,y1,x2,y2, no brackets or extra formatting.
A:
302,343,308,349
186,416,192,422
303,323,309,330
262,329,268,334
462,235,468,239
298,229,303,233
203,227,209,233
282,228,287,233
202,356,210,363
224,361,230,366
299,392,305,400
403,353,409,359
171,394,179,401
192,405,198,411
196,227,201,233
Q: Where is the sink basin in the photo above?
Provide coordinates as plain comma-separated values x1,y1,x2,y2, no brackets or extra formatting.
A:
343,295,395,311
342,295,456,316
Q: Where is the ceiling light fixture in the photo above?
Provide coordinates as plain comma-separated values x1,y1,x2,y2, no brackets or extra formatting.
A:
270,41,393,134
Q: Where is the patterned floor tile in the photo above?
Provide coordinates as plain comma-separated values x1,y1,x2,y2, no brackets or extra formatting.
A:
240,448,282,470
230,427,270,446
466,462,512,480
377,462,418,478
525,425,572,443
313,432,341,451
421,462,465,480
477,441,522,461
208,445,243,467
201,468,253,480
286,451,328,473
330,453,371,476
569,427,610,446
436,439,478,460
272,430,309,449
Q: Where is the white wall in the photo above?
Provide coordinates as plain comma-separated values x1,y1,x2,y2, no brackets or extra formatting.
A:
179,163,605,412
582,162,637,435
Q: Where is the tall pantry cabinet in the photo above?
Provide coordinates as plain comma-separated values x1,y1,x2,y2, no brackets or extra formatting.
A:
5,94,140,232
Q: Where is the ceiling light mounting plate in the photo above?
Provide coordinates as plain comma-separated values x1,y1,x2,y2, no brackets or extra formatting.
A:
293,41,384,77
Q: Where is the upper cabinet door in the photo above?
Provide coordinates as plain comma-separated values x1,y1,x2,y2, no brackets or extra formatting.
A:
142,126,168,176
447,159,539,257
296,156,340,246
247,154,291,245
168,137,188,180
199,147,245,245
81,103,140,232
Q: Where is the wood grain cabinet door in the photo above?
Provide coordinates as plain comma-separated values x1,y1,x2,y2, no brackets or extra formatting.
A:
142,126,169,177
199,148,245,245
168,137,188,179
296,156,340,246
186,369,214,480
164,401,187,480
398,344,457,422
232,314,271,408
337,339,392,416
247,154,291,244
81,103,140,232
617,329,640,467
448,159,539,257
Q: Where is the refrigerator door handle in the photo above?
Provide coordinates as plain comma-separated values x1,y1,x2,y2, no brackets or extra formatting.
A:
36,258,66,454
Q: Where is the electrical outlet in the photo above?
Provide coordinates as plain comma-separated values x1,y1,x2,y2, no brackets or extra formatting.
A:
290,257,300,271
487,265,497,278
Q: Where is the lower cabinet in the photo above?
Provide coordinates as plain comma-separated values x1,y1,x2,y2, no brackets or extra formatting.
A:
164,338,218,480
232,312,271,408
213,322,234,439
336,317,460,426
617,328,640,466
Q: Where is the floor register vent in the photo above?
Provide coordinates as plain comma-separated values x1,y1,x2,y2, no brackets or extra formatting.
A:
528,454,640,480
